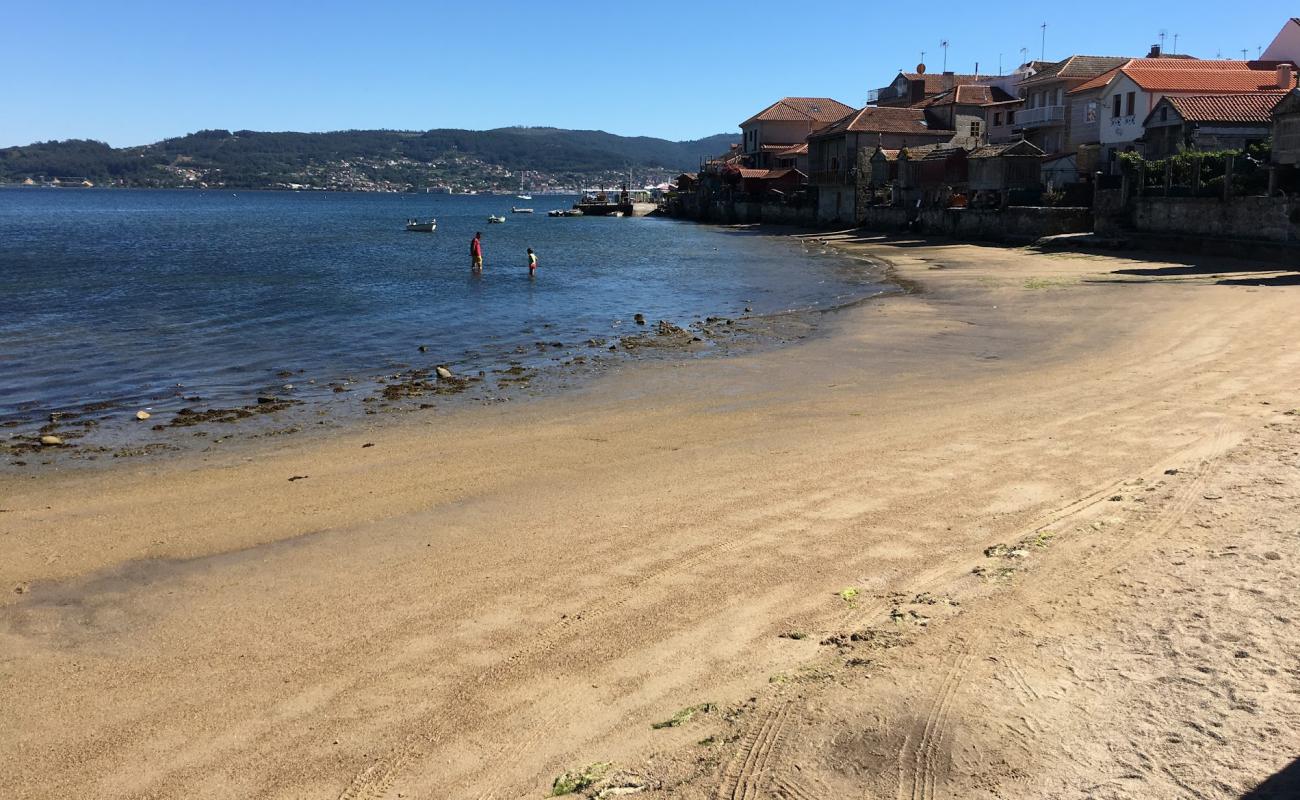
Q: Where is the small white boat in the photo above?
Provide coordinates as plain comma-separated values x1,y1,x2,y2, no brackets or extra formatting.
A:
547,209,564,217
516,194,532,201
511,207,534,214
405,218,437,232
487,215,506,224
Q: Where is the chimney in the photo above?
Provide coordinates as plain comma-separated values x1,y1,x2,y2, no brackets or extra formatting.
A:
1278,63,1295,89
1148,44,1162,58
909,78,926,104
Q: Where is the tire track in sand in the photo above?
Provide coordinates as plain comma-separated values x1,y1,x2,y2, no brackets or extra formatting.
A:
716,701,792,800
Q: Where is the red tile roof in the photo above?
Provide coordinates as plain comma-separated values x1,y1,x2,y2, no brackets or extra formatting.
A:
1158,93,1287,123
918,84,1016,107
1071,59,1298,94
742,97,856,125
810,106,953,139
736,168,801,179
773,143,808,156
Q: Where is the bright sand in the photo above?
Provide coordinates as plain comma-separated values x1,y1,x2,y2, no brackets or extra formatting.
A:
2,232,1298,798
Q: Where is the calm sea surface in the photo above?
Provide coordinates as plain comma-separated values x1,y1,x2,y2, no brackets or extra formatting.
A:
0,189,885,434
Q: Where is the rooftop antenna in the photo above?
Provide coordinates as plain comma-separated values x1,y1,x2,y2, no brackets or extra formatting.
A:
920,49,927,66
1241,48,1249,59
998,53,1003,75
940,39,949,72
1172,33,1179,54
1159,30,1167,53
1040,22,1047,61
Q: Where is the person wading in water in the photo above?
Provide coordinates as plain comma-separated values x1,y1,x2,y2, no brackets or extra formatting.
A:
470,231,484,272
527,247,537,277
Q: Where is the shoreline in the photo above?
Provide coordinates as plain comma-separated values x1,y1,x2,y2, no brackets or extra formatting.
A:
2,227,896,473
4,233,1299,798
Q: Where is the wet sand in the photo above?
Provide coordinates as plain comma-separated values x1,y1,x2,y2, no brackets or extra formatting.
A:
2,232,1299,799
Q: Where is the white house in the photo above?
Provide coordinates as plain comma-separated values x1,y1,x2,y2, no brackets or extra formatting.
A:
1074,58,1298,159
1264,18,1300,63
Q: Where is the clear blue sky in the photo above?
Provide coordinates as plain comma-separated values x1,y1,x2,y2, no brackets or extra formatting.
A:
3,1,1296,147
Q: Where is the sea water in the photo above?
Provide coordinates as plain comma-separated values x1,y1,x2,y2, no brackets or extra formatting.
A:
0,189,885,435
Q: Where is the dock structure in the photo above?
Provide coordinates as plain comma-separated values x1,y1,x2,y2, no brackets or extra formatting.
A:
574,183,656,216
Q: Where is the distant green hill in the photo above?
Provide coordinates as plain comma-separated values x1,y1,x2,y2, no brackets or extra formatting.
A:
0,128,738,190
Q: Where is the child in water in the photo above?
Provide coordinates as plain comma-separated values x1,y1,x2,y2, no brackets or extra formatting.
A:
527,247,537,276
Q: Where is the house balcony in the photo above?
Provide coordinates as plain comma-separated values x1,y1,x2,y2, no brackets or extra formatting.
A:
1015,105,1066,129
809,169,853,186
868,86,903,105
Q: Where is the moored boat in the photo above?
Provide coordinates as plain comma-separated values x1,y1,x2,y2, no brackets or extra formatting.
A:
405,218,437,232
487,215,506,224
511,207,534,214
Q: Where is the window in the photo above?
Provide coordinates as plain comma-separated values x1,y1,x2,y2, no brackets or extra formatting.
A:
1007,109,1015,124
971,120,983,139
1056,88,1063,106
1126,92,1135,116
994,112,1003,126
1160,106,1168,122
1113,94,1122,118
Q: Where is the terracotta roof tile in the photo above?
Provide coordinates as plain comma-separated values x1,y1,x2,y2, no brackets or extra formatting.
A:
810,106,954,139
742,97,856,125
1071,59,1298,94
918,85,1016,107
1157,93,1286,123
773,143,808,156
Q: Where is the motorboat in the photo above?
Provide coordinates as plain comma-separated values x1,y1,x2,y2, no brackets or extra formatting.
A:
547,209,564,217
487,215,506,224
516,194,532,201
511,207,534,214
405,218,437,232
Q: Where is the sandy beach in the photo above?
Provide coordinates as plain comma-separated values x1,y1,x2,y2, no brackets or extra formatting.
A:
3,233,1298,799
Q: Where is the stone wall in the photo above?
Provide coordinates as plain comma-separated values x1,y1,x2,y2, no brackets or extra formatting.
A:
1130,196,1300,243
857,206,1092,242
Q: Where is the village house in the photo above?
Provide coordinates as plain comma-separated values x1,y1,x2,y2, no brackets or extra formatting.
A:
807,106,954,224
916,84,1016,147
1013,55,1131,156
1073,58,1298,161
983,98,1024,144
739,97,855,170
1141,94,1283,158
1272,88,1300,167
870,70,983,108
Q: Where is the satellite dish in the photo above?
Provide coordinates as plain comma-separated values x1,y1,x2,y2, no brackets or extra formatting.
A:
917,63,927,74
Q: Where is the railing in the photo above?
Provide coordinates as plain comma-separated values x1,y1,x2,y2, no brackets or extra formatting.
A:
1015,105,1066,128
809,169,853,185
869,86,903,104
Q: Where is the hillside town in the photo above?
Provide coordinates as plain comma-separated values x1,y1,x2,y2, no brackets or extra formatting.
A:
671,17,1300,247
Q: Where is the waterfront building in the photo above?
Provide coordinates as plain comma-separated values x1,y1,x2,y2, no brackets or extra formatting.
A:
807,106,954,224
1142,93,1284,158
739,97,855,170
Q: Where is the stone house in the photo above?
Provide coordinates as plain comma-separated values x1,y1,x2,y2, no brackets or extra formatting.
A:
807,106,954,224
1142,93,1283,158
897,144,969,201
917,84,1016,147
1272,89,1300,166
967,140,1045,192
739,97,855,169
